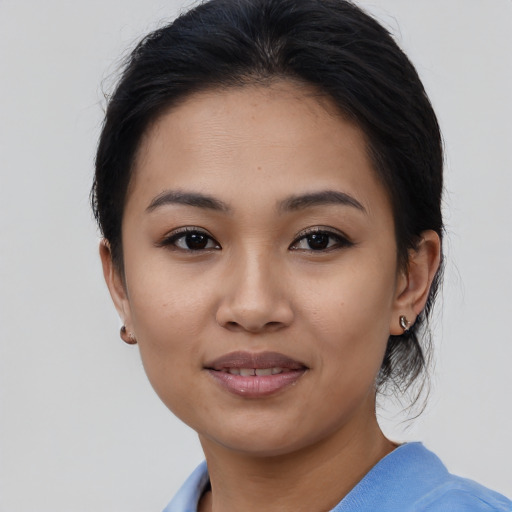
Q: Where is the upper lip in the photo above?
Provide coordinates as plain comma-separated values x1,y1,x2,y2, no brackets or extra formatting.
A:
205,351,307,370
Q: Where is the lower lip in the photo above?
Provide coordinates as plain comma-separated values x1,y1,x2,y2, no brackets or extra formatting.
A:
207,369,306,398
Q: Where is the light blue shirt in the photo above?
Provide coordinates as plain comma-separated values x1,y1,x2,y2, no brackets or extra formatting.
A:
163,443,511,511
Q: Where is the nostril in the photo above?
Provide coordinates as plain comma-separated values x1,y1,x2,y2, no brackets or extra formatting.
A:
221,319,286,333
215,292,294,332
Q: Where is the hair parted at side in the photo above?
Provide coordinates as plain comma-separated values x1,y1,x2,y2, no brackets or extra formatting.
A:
92,0,444,403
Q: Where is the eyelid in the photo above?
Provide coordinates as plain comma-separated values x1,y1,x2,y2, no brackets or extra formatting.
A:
289,225,353,250
156,226,221,250
292,225,350,241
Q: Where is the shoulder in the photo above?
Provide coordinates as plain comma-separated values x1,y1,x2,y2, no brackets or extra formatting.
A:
333,443,511,512
413,477,512,512
390,444,512,512
397,444,512,511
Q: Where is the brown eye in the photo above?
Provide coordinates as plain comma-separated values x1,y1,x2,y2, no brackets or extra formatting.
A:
160,229,220,251
306,233,330,250
290,229,353,252
182,232,210,250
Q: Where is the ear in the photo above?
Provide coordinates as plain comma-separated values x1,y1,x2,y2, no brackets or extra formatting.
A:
390,230,441,335
99,239,133,332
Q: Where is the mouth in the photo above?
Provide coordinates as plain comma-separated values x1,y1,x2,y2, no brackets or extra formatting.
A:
220,367,293,376
205,351,308,398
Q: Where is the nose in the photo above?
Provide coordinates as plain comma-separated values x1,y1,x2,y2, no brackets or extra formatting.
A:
215,250,294,333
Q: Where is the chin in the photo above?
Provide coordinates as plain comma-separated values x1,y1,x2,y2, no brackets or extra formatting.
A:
206,432,309,458
197,415,344,460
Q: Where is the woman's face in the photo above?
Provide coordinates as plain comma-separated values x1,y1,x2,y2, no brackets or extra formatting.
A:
105,82,411,456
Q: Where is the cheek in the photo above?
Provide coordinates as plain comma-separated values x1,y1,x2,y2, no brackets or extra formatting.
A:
127,274,207,417
126,253,214,336
300,255,396,376
123,262,215,398
305,258,395,326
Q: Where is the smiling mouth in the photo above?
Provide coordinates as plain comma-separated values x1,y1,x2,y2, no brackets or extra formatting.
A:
205,351,308,397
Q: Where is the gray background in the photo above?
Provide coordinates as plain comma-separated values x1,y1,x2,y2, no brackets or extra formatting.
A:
1,0,511,510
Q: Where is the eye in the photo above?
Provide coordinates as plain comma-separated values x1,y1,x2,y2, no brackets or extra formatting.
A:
158,228,221,251
290,228,352,251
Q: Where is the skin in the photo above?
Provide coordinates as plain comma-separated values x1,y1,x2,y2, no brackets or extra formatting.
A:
101,81,440,512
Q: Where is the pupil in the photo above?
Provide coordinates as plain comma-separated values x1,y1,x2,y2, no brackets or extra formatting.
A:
308,233,329,250
186,233,208,249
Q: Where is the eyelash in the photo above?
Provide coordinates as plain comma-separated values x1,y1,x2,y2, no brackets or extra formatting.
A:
157,226,353,252
289,227,353,252
157,227,221,251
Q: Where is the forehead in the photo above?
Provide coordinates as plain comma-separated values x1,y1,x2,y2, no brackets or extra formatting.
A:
128,81,390,216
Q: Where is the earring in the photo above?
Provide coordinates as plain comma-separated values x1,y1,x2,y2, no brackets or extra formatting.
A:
120,325,137,345
399,315,411,333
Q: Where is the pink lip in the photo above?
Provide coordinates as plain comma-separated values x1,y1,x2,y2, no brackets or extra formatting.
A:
206,351,306,370
205,351,308,398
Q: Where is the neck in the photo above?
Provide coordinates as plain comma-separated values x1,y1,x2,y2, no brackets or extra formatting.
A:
198,406,396,512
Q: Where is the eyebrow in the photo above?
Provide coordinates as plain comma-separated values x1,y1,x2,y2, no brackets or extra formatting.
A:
146,188,365,215
146,190,231,213
278,190,366,214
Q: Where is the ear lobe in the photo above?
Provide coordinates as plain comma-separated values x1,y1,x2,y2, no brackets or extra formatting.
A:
390,230,441,335
99,240,132,327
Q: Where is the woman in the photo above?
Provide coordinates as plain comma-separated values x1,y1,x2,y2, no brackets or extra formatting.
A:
92,0,511,510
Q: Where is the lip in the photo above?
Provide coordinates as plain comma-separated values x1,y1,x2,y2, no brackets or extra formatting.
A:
205,351,308,398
